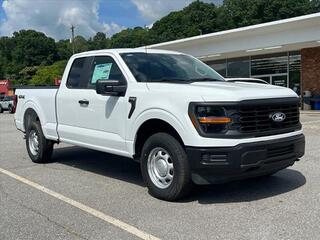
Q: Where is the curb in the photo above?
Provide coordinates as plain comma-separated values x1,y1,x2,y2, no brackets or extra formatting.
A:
300,110,320,114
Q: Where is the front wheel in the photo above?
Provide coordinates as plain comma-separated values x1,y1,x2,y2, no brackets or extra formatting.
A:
26,121,54,163
140,133,192,201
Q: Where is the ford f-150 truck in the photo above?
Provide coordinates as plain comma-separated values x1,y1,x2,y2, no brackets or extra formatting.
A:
14,49,305,201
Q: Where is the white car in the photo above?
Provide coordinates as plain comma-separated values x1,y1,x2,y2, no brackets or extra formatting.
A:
0,95,15,113
14,49,305,201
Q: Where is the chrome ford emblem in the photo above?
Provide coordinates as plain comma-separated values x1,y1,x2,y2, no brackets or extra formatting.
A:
270,112,286,122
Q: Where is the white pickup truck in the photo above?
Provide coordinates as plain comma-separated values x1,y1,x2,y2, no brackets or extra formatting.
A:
14,49,305,201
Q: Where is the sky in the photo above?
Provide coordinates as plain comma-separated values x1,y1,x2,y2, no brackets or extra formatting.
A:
0,0,222,40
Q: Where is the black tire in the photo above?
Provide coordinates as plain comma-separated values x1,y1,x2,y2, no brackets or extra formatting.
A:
0,105,3,113
25,121,54,163
140,133,192,201
8,105,14,114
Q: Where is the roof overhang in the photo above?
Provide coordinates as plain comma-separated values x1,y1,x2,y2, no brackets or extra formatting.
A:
146,13,320,60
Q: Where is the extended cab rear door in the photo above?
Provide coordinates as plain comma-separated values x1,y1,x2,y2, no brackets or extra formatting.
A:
56,54,128,156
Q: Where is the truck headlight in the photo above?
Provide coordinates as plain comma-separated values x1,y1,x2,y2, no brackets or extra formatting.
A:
189,103,231,135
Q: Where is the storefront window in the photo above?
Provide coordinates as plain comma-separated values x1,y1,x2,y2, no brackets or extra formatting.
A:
203,51,301,91
205,59,226,77
227,57,250,77
289,51,301,95
251,53,288,75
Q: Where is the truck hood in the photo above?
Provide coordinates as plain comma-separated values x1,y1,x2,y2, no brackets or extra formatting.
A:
147,81,298,102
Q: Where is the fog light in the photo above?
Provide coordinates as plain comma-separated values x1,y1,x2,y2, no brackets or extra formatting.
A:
201,154,228,165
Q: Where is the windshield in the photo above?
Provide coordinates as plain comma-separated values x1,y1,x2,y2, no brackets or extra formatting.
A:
120,52,225,83
4,96,13,101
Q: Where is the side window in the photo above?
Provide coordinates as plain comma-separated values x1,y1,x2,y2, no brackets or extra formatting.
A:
89,56,125,86
66,57,92,88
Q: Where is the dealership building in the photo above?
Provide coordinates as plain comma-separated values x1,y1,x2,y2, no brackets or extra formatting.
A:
147,13,320,99
0,80,14,97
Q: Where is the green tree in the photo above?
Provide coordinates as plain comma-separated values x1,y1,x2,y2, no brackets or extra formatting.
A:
30,60,67,85
0,36,15,79
110,27,150,48
0,0,319,85
74,36,89,53
311,0,320,10
0,64,4,79
56,39,73,60
11,30,57,67
150,1,218,43
17,66,38,85
89,32,111,50
218,0,318,29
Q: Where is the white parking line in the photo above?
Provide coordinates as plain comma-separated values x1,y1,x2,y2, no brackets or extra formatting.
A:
0,167,161,240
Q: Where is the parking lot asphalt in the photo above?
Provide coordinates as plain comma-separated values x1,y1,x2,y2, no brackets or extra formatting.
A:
0,113,319,240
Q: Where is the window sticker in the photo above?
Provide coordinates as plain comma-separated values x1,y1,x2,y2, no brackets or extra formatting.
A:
91,63,113,84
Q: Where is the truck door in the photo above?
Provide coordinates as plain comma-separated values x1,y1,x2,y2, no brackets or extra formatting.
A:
56,55,128,156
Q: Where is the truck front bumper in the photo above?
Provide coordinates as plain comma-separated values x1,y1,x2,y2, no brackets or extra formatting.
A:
186,134,305,185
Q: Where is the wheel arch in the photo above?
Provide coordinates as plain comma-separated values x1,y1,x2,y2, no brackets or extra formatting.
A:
23,108,41,132
133,118,185,160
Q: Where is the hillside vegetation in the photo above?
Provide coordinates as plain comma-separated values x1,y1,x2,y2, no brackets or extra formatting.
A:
0,0,319,85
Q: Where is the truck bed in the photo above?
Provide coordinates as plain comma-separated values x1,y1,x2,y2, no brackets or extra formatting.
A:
14,87,59,141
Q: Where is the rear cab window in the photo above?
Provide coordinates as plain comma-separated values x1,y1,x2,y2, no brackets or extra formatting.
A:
66,57,93,89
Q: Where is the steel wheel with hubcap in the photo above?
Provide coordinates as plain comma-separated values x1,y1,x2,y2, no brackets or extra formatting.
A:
28,130,39,156
26,121,54,163
147,147,174,189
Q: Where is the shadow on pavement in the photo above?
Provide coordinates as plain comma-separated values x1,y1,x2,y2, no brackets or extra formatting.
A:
183,169,306,204
52,146,145,187
52,146,306,204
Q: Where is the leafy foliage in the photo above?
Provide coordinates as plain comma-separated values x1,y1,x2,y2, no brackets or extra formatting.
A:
0,0,319,85
30,60,67,85
90,32,111,50
17,66,38,85
110,27,151,48
218,0,317,29
150,1,218,42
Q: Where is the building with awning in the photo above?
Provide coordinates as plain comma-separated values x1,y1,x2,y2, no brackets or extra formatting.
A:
146,13,320,97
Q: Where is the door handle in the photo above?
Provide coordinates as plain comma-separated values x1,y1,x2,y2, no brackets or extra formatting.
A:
78,99,89,105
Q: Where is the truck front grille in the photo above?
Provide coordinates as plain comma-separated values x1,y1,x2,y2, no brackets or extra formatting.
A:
239,103,299,132
228,99,301,137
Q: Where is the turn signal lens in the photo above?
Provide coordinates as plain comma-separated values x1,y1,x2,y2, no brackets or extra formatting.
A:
189,104,231,135
198,117,231,124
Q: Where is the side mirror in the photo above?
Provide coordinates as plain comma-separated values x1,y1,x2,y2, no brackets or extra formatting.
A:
96,79,127,96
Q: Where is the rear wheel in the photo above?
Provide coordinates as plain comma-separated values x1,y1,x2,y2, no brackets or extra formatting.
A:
0,105,3,113
26,121,54,163
140,133,192,201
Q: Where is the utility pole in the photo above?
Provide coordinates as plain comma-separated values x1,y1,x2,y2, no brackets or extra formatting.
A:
71,25,75,54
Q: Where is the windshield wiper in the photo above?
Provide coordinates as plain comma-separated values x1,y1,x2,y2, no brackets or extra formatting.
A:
148,77,224,83
150,78,190,83
187,77,223,82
